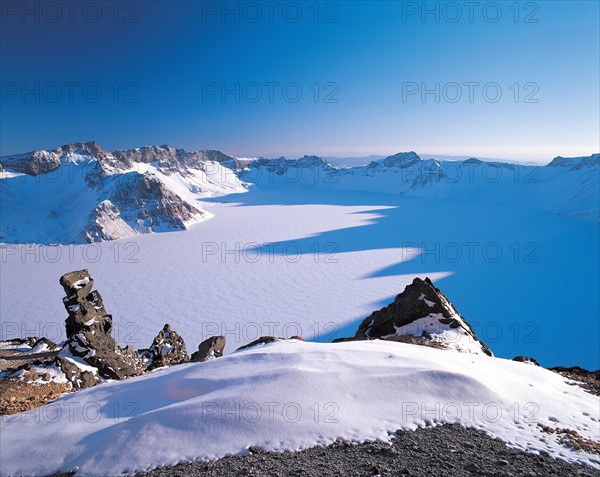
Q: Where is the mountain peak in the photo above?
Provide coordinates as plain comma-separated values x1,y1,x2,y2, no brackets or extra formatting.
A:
354,277,492,356
382,151,421,168
546,153,600,171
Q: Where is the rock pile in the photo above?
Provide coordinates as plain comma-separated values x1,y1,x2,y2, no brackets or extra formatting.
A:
58,269,145,381
352,277,493,356
141,324,189,370
191,335,226,362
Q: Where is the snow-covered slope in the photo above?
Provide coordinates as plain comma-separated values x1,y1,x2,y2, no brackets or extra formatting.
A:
242,151,600,220
1,339,598,476
1,144,598,244
0,142,247,244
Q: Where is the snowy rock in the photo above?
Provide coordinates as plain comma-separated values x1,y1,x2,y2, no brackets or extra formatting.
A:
0,149,62,175
59,269,145,380
86,200,135,242
101,171,204,238
353,277,493,356
141,324,189,370
191,335,226,361
513,356,540,366
55,355,97,390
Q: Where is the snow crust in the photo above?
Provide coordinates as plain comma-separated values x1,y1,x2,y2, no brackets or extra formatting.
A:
1,340,598,476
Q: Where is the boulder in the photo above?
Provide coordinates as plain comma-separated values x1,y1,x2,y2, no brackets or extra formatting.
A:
191,336,226,362
512,356,540,366
140,324,189,370
353,277,492,356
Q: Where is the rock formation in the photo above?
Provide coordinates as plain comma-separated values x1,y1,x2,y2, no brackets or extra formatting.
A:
353,277,492,356
191,336,226,362
58,269,145,380
141,324,189,370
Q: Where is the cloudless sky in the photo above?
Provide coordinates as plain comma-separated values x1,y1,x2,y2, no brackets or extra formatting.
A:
1,0,599,162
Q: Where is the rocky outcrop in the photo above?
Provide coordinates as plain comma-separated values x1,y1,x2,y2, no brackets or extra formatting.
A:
0,149,62,175
85,200,136,242
237,336,277,351
353,277,493,356
141,324,189,370
191,336,226,362
59,269,145,380
550,366,600,396
236,335,305,352
513,356,540,366
104,171,203,233
0,141,109,176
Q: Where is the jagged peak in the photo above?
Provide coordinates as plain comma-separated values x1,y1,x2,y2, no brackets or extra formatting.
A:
546,153,600,171
353,277,493,356
381,151,422,168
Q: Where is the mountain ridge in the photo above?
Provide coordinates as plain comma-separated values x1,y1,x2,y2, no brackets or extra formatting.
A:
1,142,598,244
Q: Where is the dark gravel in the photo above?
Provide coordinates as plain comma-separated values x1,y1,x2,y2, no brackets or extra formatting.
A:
127,424,600,477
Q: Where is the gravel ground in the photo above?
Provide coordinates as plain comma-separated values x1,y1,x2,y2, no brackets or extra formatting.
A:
120,424,600,477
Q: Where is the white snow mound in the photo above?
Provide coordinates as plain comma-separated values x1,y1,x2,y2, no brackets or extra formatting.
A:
1,340,598,476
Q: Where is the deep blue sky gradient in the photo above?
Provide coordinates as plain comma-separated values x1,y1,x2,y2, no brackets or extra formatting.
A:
1,0,599,161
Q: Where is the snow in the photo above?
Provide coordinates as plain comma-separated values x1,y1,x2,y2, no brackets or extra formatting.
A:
59,349,99,374
0,184,598,368
72,277,90,289
0,340,598,476
30,341,53,353
418,293,436,307
0,342,31,351
383,313,488,355
29,364,68,385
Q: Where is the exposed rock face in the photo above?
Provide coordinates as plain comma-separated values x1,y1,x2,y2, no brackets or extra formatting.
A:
550,366,600,396
353,277,493,356
0,149,62,175
141,324,189,370
0,142,109,176
236,336,277,351
191,336,226,362
105,172,202,233
236,336,306,352
59,269,145,380
55,356,97,390
109,145,240,175
86,199,135,242
513,356,540,366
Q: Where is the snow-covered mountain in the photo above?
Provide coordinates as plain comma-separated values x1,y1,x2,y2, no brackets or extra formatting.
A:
1,142,598,244
0,142,247,244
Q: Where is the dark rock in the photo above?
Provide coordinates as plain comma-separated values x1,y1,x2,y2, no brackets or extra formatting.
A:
353,277,492,356
55,356,98,390
289,335,306,341
58,270,145,380
549,366,600,396
0,149,62,175
236,336,277,351
191,336,226,362
141,324,189,370
513,356,540,366
331,337,355,343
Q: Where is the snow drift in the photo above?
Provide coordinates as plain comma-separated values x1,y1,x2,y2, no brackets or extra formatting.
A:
0,339,598,476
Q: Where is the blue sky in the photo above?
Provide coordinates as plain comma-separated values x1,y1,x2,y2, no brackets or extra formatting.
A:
1,1,599,162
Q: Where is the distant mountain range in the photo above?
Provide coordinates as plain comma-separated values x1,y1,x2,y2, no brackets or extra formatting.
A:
1,142,598,244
